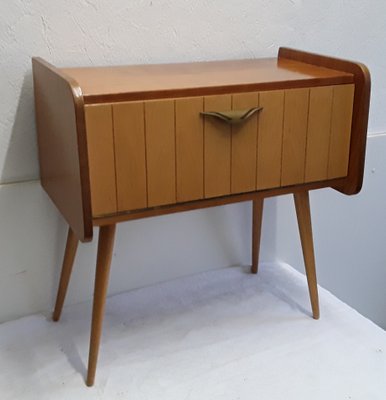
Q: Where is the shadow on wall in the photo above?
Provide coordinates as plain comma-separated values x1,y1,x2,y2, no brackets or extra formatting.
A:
0,67,280,323
1,72,39,184
0,69,280,272
260,197,278,262
0,180,68,323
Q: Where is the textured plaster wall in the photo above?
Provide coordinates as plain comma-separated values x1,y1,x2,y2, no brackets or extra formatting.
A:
275,135,386,329
1,1,386,324
1,0,386,183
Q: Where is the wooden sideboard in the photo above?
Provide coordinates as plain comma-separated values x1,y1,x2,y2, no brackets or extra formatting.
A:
32,47,370,386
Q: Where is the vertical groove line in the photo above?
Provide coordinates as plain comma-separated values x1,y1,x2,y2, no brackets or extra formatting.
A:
279,90,286,186
278,91,285,187
110,104,119,213
203,96,206,198
230,94,233,193
255,92,260,190
143,102,149,207
201,97,205,199
303,88,311,183
327,87,336,179
344,86,355,177
174,100,177,202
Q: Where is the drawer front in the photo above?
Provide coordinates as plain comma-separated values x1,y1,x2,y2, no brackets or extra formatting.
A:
84,104,117,216
85,84,354,216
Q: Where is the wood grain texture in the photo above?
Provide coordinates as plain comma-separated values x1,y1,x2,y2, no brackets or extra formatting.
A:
251,198,264,274
145,99,176,207
281,88,309,186
52,227,79,322
85,104,117,216
61,58,353,104
113,101,147,211
87,224,116,387
328,84,355,179
305,86,333,182
175,97,204,202
94,177,346,226
204,95,232,198
231,92,259,194
257,90,284,190
279,47,370,195
32,58,92,242
294,191,320,319
34,49,372,388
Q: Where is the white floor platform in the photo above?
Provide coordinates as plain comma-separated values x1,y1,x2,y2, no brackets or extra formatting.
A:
0,262,385,399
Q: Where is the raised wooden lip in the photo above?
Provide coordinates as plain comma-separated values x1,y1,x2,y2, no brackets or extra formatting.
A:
80,78,355,104
61,56,354,105
33,47,369,241
278,47,371,196
32,57,93,242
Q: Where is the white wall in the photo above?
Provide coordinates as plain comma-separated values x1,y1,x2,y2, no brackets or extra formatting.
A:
1,1,386,325
275,134,386,329
0,180,275,323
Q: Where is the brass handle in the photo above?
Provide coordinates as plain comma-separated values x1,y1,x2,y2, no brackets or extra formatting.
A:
200,106,263,125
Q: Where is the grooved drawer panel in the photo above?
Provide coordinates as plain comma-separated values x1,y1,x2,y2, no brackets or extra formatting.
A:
113,101,147,211
281,88,310,186
257,90,285,190
84,104,117,216
145,99,176,207
231,92,259,194
204,95,232,198
305,86,334,182
84,84,354,216
328,84,355,179
175,97,204,202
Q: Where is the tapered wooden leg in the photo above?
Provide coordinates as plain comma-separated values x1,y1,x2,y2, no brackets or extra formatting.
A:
251,198,264,274
86,224,116,387
53,227,79,322
294,191,320,320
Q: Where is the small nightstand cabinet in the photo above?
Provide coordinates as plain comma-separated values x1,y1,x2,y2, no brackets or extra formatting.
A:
32,47,370,386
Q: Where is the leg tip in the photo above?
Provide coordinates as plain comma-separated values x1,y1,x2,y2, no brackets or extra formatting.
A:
86,376,95,387
86,368,96,387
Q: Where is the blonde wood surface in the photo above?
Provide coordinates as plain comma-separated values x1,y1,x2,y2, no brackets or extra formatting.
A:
145,99,176,207
256,90,285,190
85,104,117,216
61,58,353,104
33,49,371,388
251,198,264,274
328,84,355,179
87,224,116,387
113,101,147,211
231,92,259,194
93,177,346,226
32,58,92,242
52,228,79,322
204,95,232,198
32,50,368,244
294,191,320,319
281,88,309,186
82,85,354,217
305,86,334,182
279,47,370,195
175,97,204,202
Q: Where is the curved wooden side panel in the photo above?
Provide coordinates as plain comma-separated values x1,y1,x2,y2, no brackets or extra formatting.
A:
278,47,371,195
32,58,92,242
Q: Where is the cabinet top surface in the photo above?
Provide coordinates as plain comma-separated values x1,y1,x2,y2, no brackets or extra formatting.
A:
61,57,353,103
